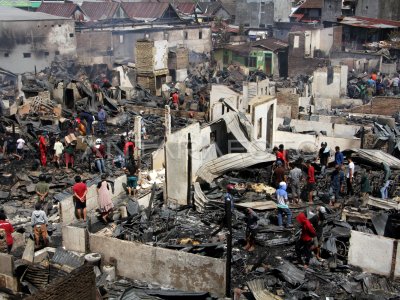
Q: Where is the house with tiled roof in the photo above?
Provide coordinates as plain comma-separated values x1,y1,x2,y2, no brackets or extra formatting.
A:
81,1,125,21
37,3,86,21
120,2,179,21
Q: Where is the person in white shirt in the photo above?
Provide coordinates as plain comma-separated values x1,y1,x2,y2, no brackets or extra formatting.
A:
16,136,25,160
346,155,355,196
53,137,64,167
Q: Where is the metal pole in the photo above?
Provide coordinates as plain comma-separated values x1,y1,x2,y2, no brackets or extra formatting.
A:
187,133,192,206
225,199,232,298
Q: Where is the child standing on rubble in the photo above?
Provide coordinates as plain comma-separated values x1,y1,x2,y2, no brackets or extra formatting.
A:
31,202,49,248
53,137,64,168
276,182,293,228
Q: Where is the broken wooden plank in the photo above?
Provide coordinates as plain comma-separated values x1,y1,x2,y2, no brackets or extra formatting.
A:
367,196,400,210
236,201,277,211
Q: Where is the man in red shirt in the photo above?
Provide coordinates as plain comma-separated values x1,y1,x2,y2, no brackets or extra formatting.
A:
295,212,316,268
73,176,88,222
0,212,14,253
306,160,316,203
171,91,179,110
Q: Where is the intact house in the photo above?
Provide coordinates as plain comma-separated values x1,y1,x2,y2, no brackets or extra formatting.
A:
36,2,87,21
0,7,76,74
213,38,289,77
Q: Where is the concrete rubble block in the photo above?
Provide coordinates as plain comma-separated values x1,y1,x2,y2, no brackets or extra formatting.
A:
348,230,394,277
0,274,19,293
0,253,14,276
11,232,25,251
314,98,332,111
22,238,35,263
276,105,291,118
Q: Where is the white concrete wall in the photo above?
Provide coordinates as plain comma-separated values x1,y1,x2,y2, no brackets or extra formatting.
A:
209,85,242,121
275,117,360,138
154,40,168,71
312,65,348,99
273,0,292,22
348,230,397,277
274,131,360,152
89,234,226,297
60,175,127,225
62,225,87,253
251,98,277,151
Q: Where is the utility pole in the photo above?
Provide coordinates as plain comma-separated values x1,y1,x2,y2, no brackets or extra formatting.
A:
134,116,142,170
225,199,232,298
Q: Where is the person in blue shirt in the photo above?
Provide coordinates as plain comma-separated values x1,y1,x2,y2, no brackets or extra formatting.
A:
225,184,235,211
334,146,344,166
276,182,293,228
97,106,107,135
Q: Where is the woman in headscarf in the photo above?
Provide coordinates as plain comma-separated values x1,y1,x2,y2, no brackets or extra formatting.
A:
97,174,114,223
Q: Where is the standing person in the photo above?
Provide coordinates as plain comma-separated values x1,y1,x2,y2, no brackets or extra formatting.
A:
346,155,355,196
124,161,138,197
97,174,114,224
392,73,399,95
306,161,316,203
0,212,14,254
279,144,289,169
16,135,25,160
318,142,329,175
92,139,106,174
272,161,286,188
35,174,50,214
276,182,293,228
309,206,325,261
31,202,49,248
97,105,107,135
53,137,64,168
73,176,88,222
289,163,303,204
334,146,344,166
64,140,76,170
171,90,179,110
380,162,392,200
295,212,316,268
244,208,259,252
273,146,285,165
360,168,371,207
38,132,48,167
225,184,235,211
123,136,135,163
115,135,126,168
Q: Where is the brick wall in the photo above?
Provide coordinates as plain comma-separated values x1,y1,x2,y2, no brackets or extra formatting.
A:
288,32,328,77
136,40,154,73
25,265,96,300
347,97,400,116
276,91,299,119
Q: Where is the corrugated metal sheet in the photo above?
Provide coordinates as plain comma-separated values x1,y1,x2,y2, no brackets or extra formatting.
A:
36,3,78,18
0,6,68,20
339,16,400,29
350,149,400,169
121,2,169,19
196,152,275,183
81,1,120,21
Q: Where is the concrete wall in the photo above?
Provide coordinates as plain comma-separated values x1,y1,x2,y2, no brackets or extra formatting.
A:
0,19,76,74
330,51,381,73
62,225,87,253
355,0,400,21
60,175,127,225
311,65,348,99
89,234,226,297
154,40,168,71
210,84,242,121
273,0,291,22
348,230,400,277
347,97,400,116
275,117,360,138
321,0,343,22
250,97,277,150
274,131,360,152
235,0,274,27
76,31,112,66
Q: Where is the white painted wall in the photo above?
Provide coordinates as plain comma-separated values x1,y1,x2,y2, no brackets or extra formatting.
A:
154,40,168,71
209,85,242,121
311,65,348,99
250,97,277,151
273,0,292,22
274,131,360,152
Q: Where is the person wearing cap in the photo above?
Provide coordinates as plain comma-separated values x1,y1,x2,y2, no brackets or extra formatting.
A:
276,182,293,228
318,142,329,175
305,160,316,203
309,206,326,261
225,184,235,211
272,160,286,188
92,139,106,174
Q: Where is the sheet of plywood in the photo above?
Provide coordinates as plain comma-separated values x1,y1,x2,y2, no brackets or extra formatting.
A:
236,201,277,210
